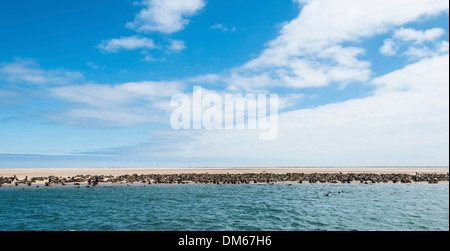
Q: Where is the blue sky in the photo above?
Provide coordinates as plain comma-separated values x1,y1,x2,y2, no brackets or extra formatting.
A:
0,0,297,82
0,0,449,168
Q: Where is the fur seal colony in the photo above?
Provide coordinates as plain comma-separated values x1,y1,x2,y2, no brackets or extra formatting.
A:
0,172,448,187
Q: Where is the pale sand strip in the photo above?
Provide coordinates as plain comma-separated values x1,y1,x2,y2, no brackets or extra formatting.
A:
0,167,448,180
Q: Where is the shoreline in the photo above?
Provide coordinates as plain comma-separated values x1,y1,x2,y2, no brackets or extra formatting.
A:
1,181,449,190
1,167,448,187
1,167,448,179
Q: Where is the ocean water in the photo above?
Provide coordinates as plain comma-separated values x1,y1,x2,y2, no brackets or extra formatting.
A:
0,183,448,231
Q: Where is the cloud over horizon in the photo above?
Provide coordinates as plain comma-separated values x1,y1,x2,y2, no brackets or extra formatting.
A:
0,0,448,167
0,58,83,85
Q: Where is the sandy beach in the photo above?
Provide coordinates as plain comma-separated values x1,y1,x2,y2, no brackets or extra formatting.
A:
1,167,448,180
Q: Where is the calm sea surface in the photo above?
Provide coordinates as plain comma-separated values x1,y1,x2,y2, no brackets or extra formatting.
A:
0,183,448,231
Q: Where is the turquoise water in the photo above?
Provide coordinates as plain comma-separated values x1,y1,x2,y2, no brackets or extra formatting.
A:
0,183,448,231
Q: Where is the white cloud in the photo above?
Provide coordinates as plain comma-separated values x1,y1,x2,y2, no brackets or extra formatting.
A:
167,39,187,52
403,45,436,59
51,81,183,107
87,62,105,70
210,24,236,32
126,0,205,34
247,0,448,68
231,0,448,91
142,54,156,62
136,54,449,166
227,72,278,92
7,0,447,167
49,81,185,126
210,24,225,30
48,108,160,127
380,27,447,58
394,27,446,43
87,62,99,70
0,58,83,85
380,39,399,56
373,54,449,93
140,50,159,62
187,74,222,84
401,40,449,60
438,40,450,53
229,45,371,91
142,55,156,62
98,36,156,53
102,0,449,165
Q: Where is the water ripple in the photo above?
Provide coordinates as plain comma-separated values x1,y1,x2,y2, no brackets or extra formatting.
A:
0,183,448,231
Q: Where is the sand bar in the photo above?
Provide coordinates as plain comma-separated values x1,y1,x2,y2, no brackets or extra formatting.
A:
1,167,448,180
